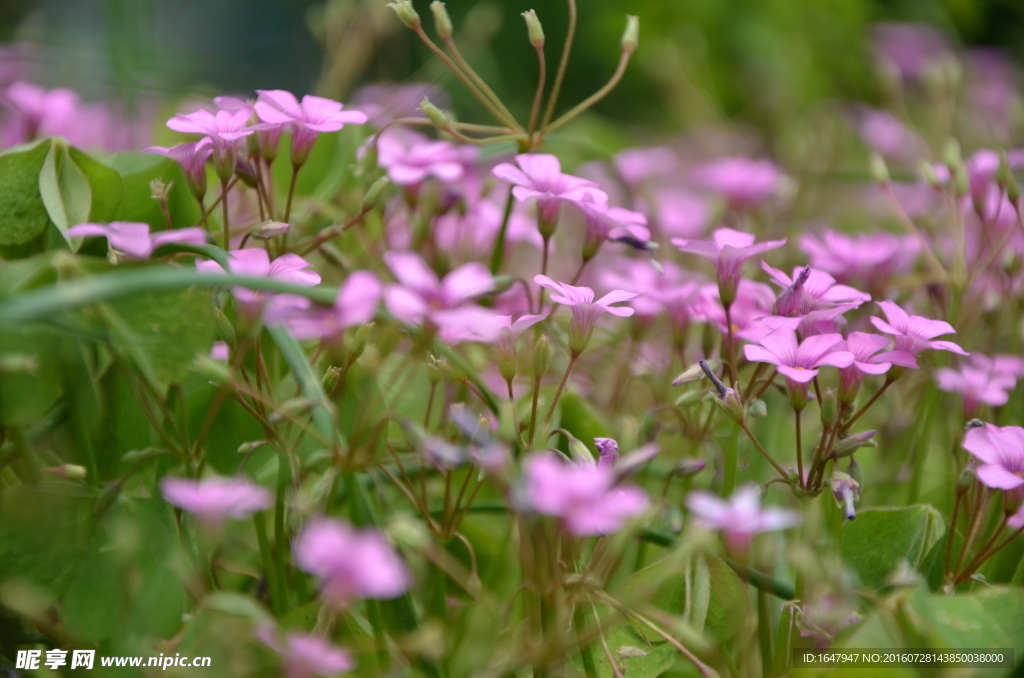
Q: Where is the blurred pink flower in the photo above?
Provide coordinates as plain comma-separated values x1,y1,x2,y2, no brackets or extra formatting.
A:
613,146,677,185
293,517,410,604
67,222,207,260
144,138,214,199
573,196,650,259
2,81,78,144
522,452,649,536
686,485,800,553
673,227,786,305
871,22,948,79
210,342,230,360
696,280,776,343
837,331,917,394
600,260,703,332
493,153,607,224
652,188,711,238
257,626,354,678
255,90,366,165
351,82,446,126
689,157,783,205
377,128,477,185
762,263,871,316
870,300,968,357
534,275,637,353
798,229,919,284
265,271,381,342
197,249,321,314
383,251,495,337
963,423,1024,491
743,327,854,384
160,476,272,525
434,194,541,260
853,107,920,159
936,353,1021,416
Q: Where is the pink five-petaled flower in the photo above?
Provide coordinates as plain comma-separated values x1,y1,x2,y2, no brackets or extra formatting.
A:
870,300,968,357
484,314,548,382
197,249,321,317
689,157,784,206
743,327,855,385
673,227,786,306
836,331,917,401
963,423,1024,493
143,138,214,200
798,229,919,286
256,626,354,678
264,271,382,343
522,452,649,536
534,275,638,355
293,517,410,605
166,106,257,180
160,476,272,527
574,195,651,260
255,89,366,166
935,356,1018,417
66,222,207,260
382,251,494,338
686,484,800,553
492,153,607,229
377,128,478,186
761,263,871,315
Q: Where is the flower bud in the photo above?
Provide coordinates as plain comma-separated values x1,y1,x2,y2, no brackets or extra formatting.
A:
388,0,421,29
532,335,551,376
774,266,809,316
621,15,639,53
848,456,864,486
919,160,942,188
43,464,87,480
521,10,544,47
869,152,889,184
251,220,291,240
830,471,860,521
943,138,962,168
672,360,718,386
748,398,767,418
433,355,467,384
237,440,270,455
701,322,715,360
419,96,450,130
567,435,595,465
714,388,745,425
363,176,391,211
193,354,233,383
832,430,877,458
956,464,976,495
498,400,517,441
430,1,453,38
821,388,838,426
675,458,706,478
235,156,258,188
214,308,236,345
568,320,593,356
594,437,619,467
321,366,343,395
674,390,705,408
348,322,373,361
491,275,516,295
496,345,517,384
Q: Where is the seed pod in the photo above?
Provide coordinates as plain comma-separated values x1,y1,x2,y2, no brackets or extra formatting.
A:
521,9,544,47
429,1,453,38
621,15,639,53
748,399,768,418
419,96,450,130
388,0,420,28
869,152,889,184
821,388,838,426
532,335,551,377
321,366,343,395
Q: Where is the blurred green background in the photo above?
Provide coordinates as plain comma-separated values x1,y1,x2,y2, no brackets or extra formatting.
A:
2,0,1023,135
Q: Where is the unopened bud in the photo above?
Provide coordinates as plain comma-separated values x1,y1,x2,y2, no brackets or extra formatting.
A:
532,335,551,376
322,366,343,395
521,10,544,47
714,388,746,424
956,464,976,495
237,440,270,456
419,97,450,130
498,400,517,441
869,152,889,184
567,435,595,465
832,430,877,458
621,15,639,53
675,458,706,478
149,178,171,203
0,353,37,374
943,138,962,168
821,388,838,426
953,161,969,196
674,390,705,408
430,1,453,38
432,355,467,383
491,275,516,295
251,221,290,240
748,398,767,418
848,456,864,486
214,308,236,344
193,354,233,383
348,322,373,361
672,360,719,386
701,322,715,359
774,266,809,317
363,176,390,211
235,157,258,188
919,160,942,188
388,0,421,29
43,464,87,480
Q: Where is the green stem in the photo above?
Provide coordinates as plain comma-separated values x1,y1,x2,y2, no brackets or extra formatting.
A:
543,354,578,427
489,189,516,274
254,512,284,616
539,0,577,132
738,420,789,480
273,450,290,613
545,47,634,135
527,44,547,139
573,604,598,678
220,178,231,248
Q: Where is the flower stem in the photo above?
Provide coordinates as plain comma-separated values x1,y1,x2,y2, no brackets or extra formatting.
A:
220,179,231,248
284,163,300,232
842,379,893,432
543,354,578,427
488,189,516,274
254,512,284,616
954,487,992,574
528,44,547,140
540,0,577,133
794,407,804,489
529,374,542,446
738,420,790,480
442,35,519,130
545,47,634,135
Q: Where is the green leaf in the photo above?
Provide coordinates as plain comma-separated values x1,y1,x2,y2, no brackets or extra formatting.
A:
268,325,340,450
568,621,679,678
39,139,92,241
69,147,124,221
557,392,614,456
61,542,122,642
187,380,267,475
929,587,1024,654
0,139,52,246
203,592,274,626
0,326,63,426
108,287,217,385
841,505,946,589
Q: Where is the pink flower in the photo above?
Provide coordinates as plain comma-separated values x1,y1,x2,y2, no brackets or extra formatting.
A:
870,300,968,357
686,485,800,553
600,260,703,333
652,188,711,238
837,331,917,394
522,453,649,536
197,249,321,314
492,153,607,225
433,194,542,260
936,353,1020,416
573,196,651,259
210,342,230,360
761,263,871,315
743,327,854,384
534,275,637,354
689,157,783,206
166,106,259,179
293,517,410,604
382,252,494,335
696,280,776,343
377,128,478,185
673,227,786,305
871,22,948,79
255,90,366,166
853,107,921,159
798,229,919,285
265,271,382,342
160,476,272,525
257,627,354,678
613,146,677,186
66,222,208,260
962,423,1024,491
2,81,78,143
143,138,214,199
